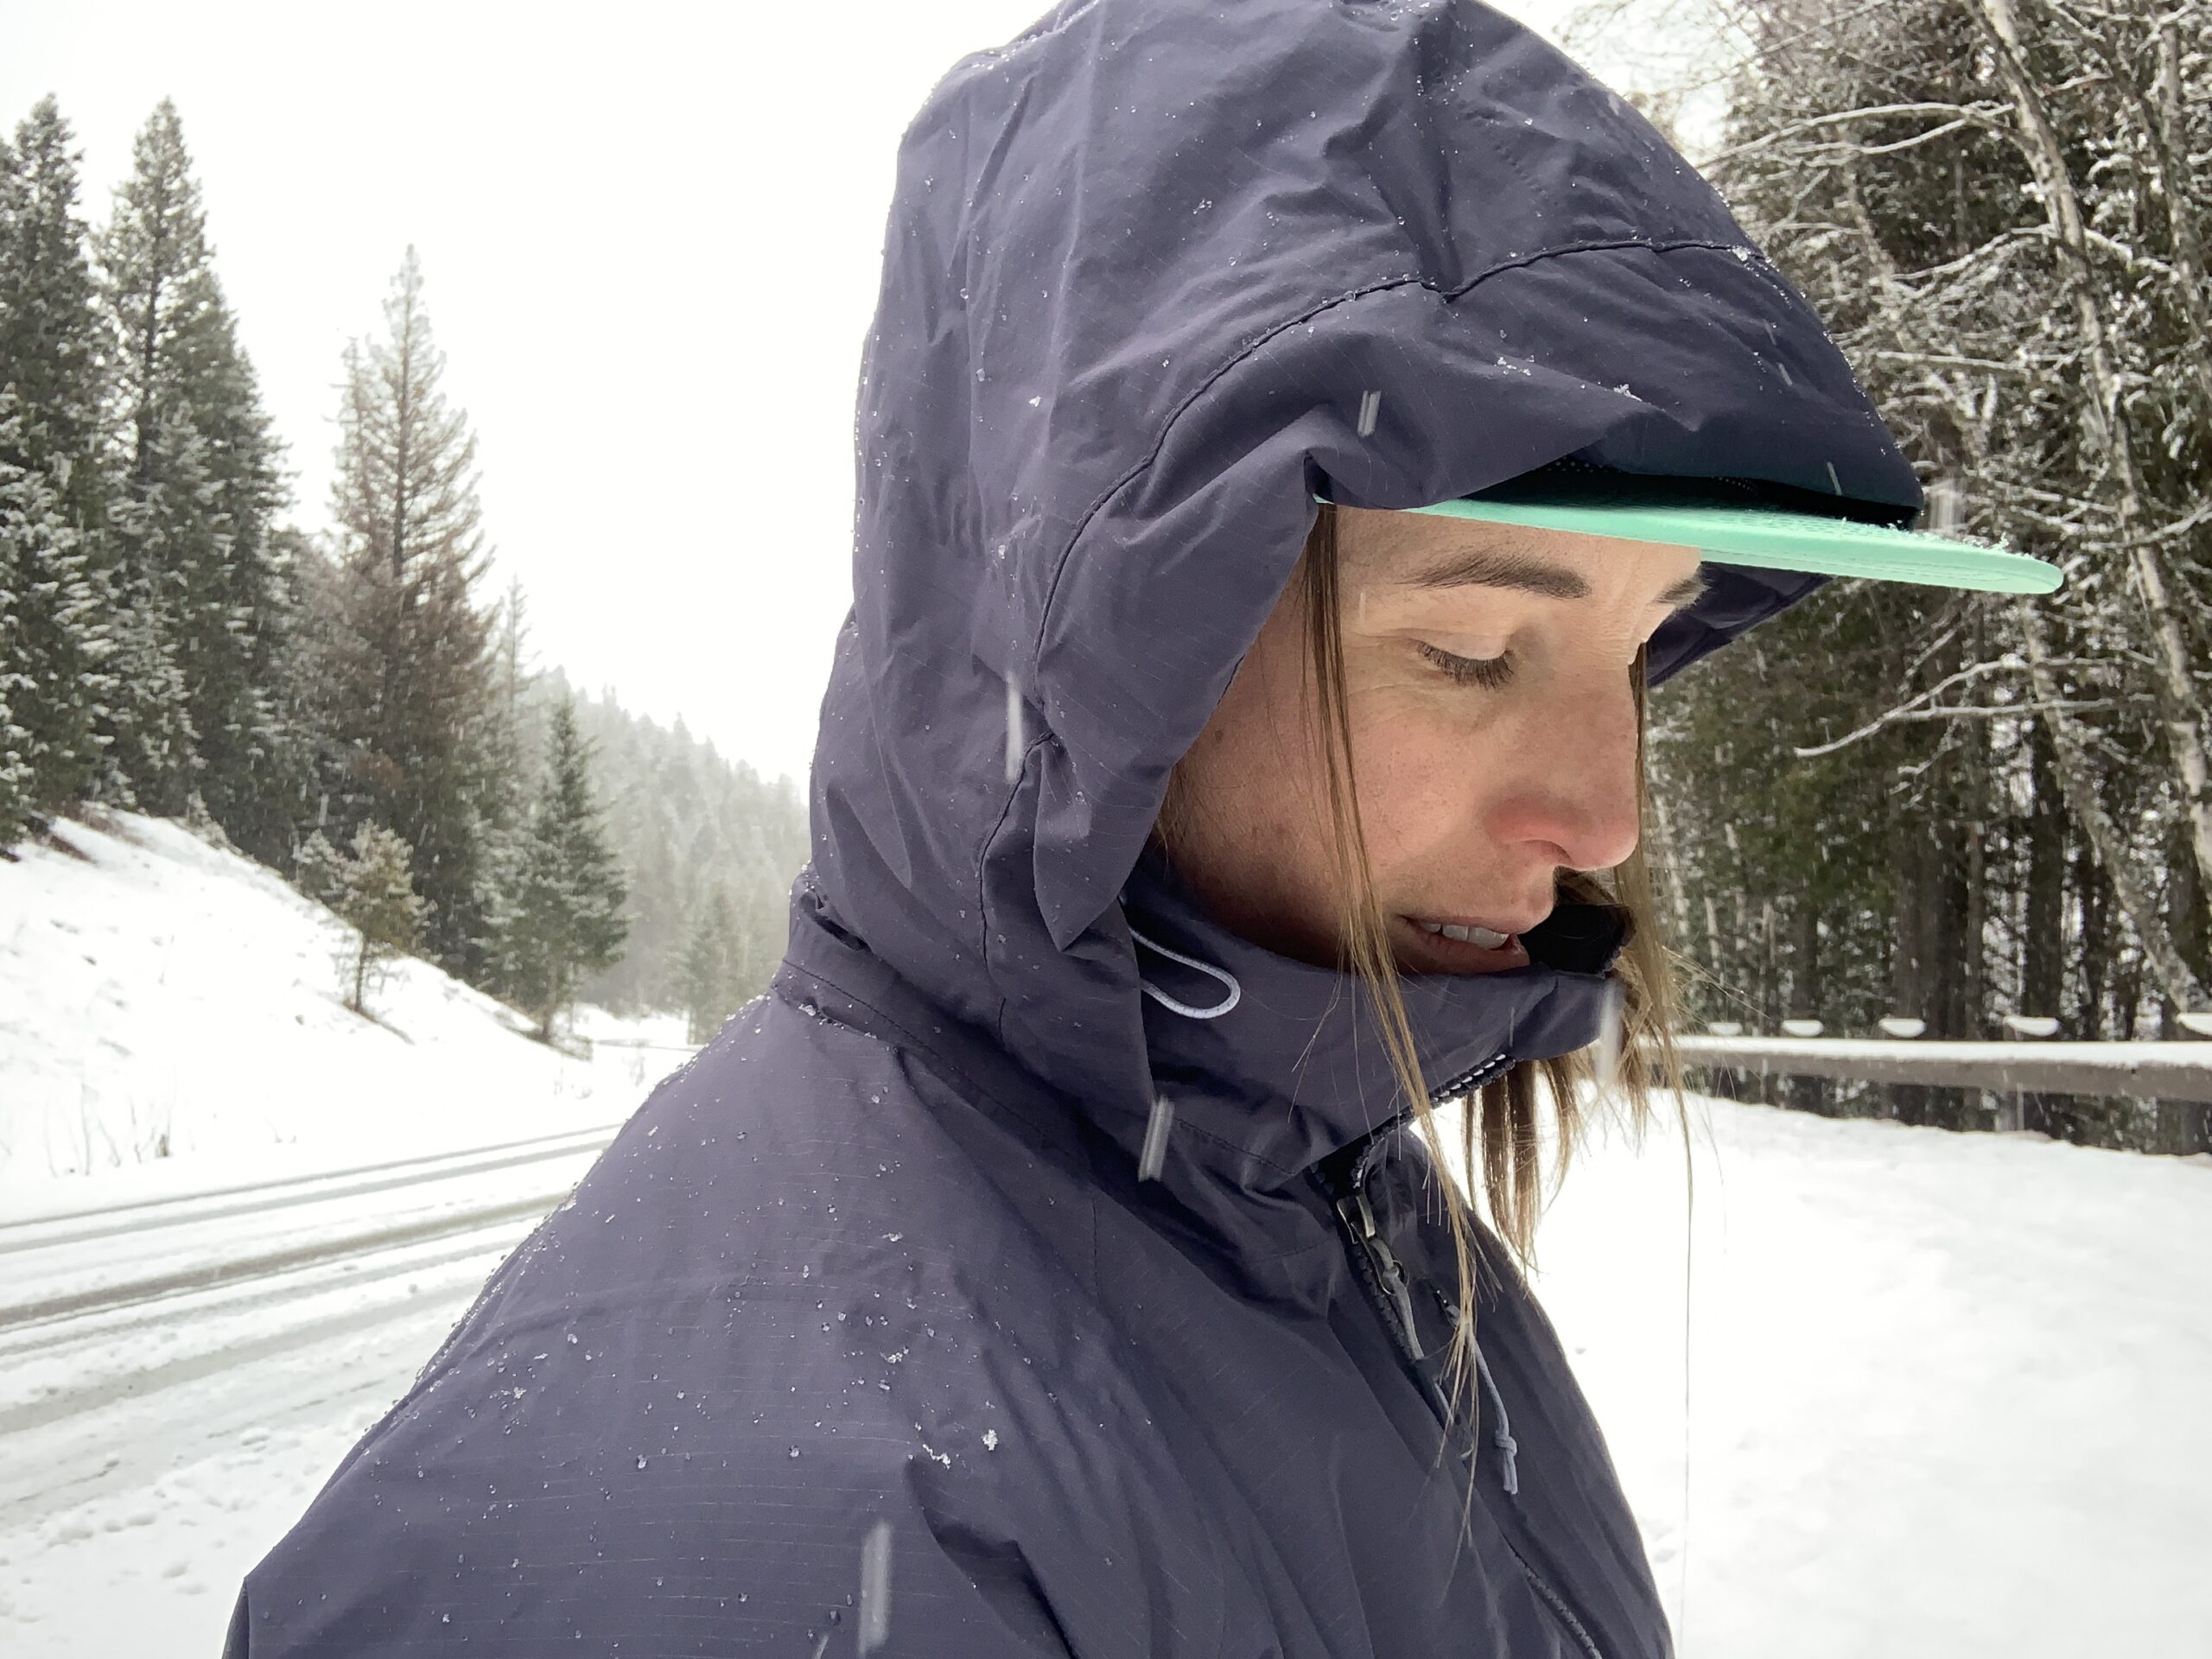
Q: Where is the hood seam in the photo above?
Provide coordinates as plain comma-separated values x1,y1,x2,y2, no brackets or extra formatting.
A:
1027,233,1778,663
988,235,1789,989
775,963,1065,1149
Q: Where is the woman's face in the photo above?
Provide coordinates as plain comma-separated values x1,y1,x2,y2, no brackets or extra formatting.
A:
1163,505,1707,975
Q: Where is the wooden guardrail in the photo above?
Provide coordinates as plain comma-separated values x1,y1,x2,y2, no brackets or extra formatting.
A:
1674,1034,2212,1104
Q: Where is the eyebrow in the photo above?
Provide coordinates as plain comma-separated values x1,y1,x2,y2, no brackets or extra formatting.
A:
1402,543,1711,609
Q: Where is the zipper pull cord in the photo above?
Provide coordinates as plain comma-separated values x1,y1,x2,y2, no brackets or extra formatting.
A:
1473,1341,1521,1497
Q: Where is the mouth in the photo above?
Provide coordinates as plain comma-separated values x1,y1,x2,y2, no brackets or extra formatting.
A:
1397,913,1533,974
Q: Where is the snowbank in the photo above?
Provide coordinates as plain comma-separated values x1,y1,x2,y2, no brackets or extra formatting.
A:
0,810,690,1215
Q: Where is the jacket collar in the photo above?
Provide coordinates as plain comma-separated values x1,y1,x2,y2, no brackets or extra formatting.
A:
776,849,1630,1202
1114,842,1631,1189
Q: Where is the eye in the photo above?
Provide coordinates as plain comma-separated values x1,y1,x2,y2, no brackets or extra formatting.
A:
1414,639,1515,690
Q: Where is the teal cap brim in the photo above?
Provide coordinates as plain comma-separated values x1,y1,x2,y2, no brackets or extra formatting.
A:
1327,492,2063,594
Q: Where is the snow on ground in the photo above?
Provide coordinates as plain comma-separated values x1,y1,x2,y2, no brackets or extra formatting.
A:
1,1282,491,1656
4,810,2207,1655
10,1098,2205,1659
0,809,691,1214
1515,1093,2212,1657
0,808,698,1657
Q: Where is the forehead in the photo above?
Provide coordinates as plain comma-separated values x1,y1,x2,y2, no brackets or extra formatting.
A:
1333,504,1703,605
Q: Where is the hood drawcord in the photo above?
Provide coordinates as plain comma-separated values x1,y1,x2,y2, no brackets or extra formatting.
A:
1126,918,1243,1020
1473,1342,1521,1497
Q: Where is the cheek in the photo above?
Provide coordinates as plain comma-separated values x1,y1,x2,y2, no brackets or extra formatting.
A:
1347,695,1494,863
1176,665,1332,880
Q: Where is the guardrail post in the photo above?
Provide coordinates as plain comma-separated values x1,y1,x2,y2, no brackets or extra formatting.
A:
1780,1019,1830,1116
1701,1021,1747,1100
1999,1014,2061,1133
2164,1014,2212,1154
1875,1016,1924,1121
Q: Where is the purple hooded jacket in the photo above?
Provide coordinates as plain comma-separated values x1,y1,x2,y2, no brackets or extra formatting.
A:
226,2,1918,1654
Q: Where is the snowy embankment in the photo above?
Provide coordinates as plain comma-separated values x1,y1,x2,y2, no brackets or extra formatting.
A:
0,809,692,1656
0,810,686,1211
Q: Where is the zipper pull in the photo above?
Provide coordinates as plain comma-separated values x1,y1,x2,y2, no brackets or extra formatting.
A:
1338,1185,1380,1241
1336,1188,1425,1359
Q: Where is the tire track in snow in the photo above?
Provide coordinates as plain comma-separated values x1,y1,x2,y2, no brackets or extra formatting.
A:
0,1182,585,1336
0,1125,624,1531
0,1220,533,1439
0,1265,501,1533
0,1122,620,1253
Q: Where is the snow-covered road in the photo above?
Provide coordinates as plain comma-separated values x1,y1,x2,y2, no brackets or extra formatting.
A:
0,1127,620,1650
3,1122,615,1330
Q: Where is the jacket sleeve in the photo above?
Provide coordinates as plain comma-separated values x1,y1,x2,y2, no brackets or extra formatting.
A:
215,1283,1090,1656
219,1480,1081,1657
217,1023,1220,1659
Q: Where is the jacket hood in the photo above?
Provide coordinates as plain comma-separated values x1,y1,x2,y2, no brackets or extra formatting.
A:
804,0,1918,1173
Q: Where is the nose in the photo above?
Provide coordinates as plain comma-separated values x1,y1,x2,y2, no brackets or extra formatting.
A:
1485,675,1643,873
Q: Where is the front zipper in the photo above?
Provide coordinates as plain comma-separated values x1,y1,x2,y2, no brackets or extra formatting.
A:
1336,1180,1426,1358
1319,1047,1514,1380
1315,1136,1459,1440
1315,1049,1612,1659
1426,1049,1516,1106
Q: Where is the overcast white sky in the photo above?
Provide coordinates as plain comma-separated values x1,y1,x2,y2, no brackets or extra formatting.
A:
10,0,1596,788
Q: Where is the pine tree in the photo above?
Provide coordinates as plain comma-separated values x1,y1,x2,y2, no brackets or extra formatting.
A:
679,882,742,1043
329,820,428,1018
315,246,505,977
0,100,109,529
467,575,536,974
97,99,292,844
497,699,628,1041
558,677,808,1018
0,99,121,839
291,825,346,910
0,390,105,846
270,526,351,843
98,404,211,817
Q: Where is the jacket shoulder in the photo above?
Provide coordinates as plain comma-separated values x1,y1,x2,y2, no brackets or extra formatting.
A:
228,994,1226,1658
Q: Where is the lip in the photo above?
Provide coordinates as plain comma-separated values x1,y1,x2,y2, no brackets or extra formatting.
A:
1395,913,1534,973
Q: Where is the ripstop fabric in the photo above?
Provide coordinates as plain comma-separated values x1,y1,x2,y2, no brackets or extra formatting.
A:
226,2,1919,1655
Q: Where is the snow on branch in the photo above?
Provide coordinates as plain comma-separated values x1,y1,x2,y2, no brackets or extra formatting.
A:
1707,101,2010,166
1792,658,2130,758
